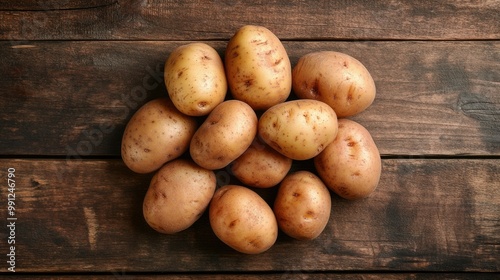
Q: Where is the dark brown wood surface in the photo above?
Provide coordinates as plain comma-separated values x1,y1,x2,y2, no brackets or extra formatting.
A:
0,0,499,278
1,1,499,40
1,159,499,273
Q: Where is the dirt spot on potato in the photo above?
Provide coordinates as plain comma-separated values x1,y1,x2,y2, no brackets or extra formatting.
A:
229,219,239,228
302,112,310,122
247,238,263,249
244,78,254,87
347,84,356,102
253,39,268,46
336,185,350,197
198,101,207,108
316,144,324,153
304,210,315,219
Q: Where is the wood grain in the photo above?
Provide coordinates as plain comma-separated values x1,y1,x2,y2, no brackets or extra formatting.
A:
0,0,499,41
1,273,499,280
0,158,498,273
1,41,498,157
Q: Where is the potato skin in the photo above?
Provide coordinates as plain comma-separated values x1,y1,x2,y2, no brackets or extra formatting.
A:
121,98,198,174
314,119,381,200
258,99,338,160
230,137,292,188
225,25,292,110
292,51,376,117
209,185,278,254
273,171,331,240
190,100,258,170
143,159,216,234
165,43,227,116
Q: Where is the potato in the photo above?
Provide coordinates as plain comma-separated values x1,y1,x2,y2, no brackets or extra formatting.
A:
292,51,376,117
121,98,197,174
314,119,381,200
273,171,331,240
258,99,338,160
230,137,292,188
164,43,227,116
225,25,292,110
190,100,258,170
209,185,278,254
143,159,216,234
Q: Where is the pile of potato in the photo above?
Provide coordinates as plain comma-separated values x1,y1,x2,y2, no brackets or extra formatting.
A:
121,25,381,254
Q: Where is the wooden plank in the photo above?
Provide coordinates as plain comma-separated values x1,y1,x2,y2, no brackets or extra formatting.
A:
0,0,499,41
0,0,117,11
1,41,499,156
0,273,499,280
0,158,498,273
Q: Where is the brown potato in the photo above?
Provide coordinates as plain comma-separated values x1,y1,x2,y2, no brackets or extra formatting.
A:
258,99,338,160
273,171,331,240
190,100,258,170
292,51,376,117
314,119,381,200
164,43,227,116
121,98,198,174
225,25,292,110
143,159,216,234
209,185,278,254
230,137,293,188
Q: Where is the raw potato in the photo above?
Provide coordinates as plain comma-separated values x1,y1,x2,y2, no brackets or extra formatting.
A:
164,43,227,116
273,171,331,240
314,119,381,200
258,99,338,160
143,159,216,234
225,25,292,110
121,98,197,174
209,185,278,254
230,137,292,188
292,51,376,117
190,100,258,170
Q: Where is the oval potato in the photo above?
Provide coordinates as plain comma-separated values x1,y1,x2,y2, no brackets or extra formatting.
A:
273,171,331,240
121,98,197,174
230,137,292,188
165,43,227,116
143,159,216,234
258,99,338,160
292,51,376,117
225,25,292,110
314,118,381,200
209,185,278,254
190,100,258,170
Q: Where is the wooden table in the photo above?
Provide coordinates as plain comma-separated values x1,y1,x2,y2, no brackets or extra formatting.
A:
1,1,499,278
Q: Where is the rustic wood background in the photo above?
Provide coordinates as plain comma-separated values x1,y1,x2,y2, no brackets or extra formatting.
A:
0,0,499,279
